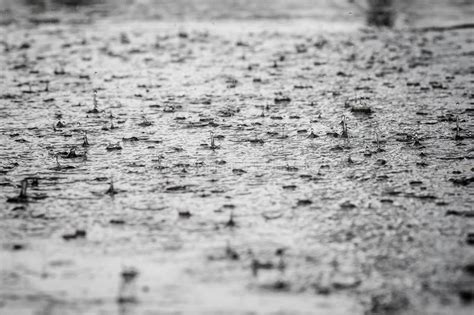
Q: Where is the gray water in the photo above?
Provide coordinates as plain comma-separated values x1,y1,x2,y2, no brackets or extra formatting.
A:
0,1,473,314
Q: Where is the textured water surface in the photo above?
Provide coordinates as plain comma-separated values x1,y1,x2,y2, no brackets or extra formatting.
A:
0,1,473,314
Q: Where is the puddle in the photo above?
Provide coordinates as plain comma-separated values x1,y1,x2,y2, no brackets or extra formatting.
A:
1,1,473,314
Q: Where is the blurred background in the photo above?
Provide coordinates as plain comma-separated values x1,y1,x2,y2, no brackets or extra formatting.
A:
0,0,473,28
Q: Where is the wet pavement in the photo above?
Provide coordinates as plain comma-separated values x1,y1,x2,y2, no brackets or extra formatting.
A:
0,0,473,314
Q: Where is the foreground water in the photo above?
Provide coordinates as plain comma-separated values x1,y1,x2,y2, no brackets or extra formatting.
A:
0,1,473,314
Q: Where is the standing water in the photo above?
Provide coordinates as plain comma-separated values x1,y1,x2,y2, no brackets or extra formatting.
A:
0,0,473,314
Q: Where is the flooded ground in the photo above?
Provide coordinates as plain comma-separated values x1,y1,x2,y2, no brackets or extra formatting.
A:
0,0,473,314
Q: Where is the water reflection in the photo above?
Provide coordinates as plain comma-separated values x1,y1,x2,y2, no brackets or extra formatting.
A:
20,0,106,10
366,0,396,27
10,0,401,27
